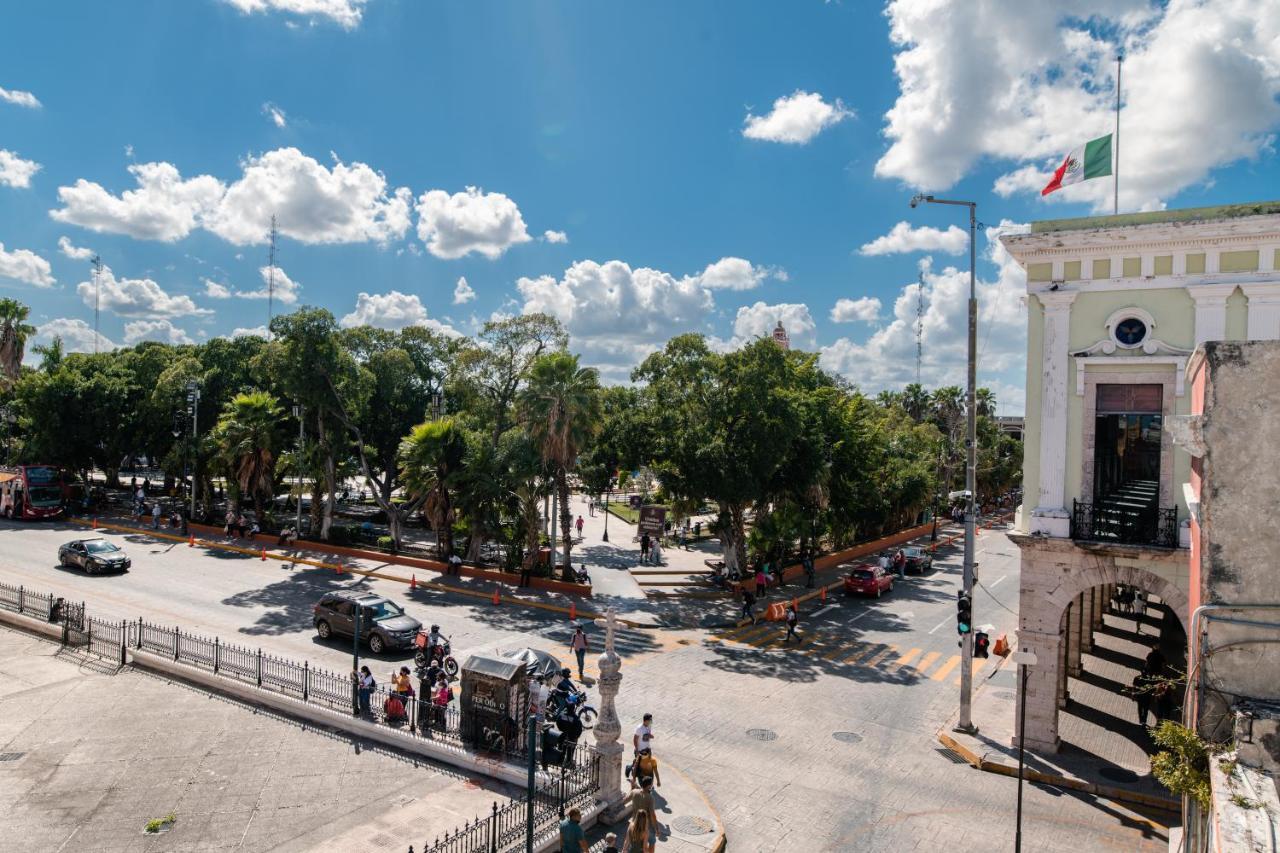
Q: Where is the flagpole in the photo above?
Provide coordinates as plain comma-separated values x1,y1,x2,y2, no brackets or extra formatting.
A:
1114,53,1122,215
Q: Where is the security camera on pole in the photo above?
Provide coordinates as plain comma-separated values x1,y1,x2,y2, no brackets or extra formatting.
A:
910,192,979,735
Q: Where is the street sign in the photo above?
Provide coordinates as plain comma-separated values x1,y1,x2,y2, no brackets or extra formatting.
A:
637,505,666,536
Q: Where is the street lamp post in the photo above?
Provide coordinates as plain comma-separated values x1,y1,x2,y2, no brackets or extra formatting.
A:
352,605,362,716
186,382,200,520
1012,649,1038,853
602,484,610,542
911,193,979,734
292,405,304,534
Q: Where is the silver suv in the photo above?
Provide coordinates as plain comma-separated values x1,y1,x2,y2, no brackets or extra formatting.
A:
312,591,421,655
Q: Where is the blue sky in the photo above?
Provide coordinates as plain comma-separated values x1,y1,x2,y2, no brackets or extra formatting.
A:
2,0,1278,413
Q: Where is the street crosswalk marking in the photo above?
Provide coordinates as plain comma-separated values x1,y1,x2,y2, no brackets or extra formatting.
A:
822,638,863,661
863,645,898,668
930,655,961,681
842,642,884,665
912,650,941,676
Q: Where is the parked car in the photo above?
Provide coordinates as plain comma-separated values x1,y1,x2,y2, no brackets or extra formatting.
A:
312,591,422,654
58,538,131,574
843,563,893,598
902,545,933,574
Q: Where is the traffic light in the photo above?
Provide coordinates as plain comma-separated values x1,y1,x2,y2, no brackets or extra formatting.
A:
974,631,990,658
956,591,972,635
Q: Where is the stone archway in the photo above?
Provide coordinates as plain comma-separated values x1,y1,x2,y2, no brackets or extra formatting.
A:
1012,536,1189,753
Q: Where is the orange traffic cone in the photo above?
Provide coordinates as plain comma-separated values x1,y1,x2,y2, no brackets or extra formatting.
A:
569,602,577,622
820,586,827,602
336,564,343,575
410,574,417,590
492,586,500,606
260,548,267,561
188,534,194,547
92,517,98,529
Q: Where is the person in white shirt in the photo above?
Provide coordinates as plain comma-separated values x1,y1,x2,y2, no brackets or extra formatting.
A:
633,713,654,754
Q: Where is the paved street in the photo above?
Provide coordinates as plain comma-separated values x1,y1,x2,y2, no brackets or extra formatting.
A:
0,514,1171,851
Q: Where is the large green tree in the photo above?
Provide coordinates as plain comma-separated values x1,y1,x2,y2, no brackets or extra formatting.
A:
400,417,466,557
212,391,284,517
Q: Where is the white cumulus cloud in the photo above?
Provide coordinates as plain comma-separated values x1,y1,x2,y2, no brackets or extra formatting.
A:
452,276,476,305
860,221,969,256
34,318,115,354
58,236,94,261
415,186,532,260
219,0,369,29
0,86,41,109
543,230,568,244
339,291,461,336
262,102,287,128
230,326,269,339
203,278,232,299
74,266,210,318
878,0,1280,212
830,296,882,324
51,161,224,242
0,243,55,288
232,265,301,304
713,302,818,351
743,90,853,144
694,256,780,291
124,319,193,345
0,150,40,188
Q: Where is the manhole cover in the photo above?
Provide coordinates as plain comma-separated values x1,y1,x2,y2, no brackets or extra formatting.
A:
994,691,1016,701
746,728,777,742
832,732,862,744
0,752,23,762
671,815,715,835
1099,767,1140,784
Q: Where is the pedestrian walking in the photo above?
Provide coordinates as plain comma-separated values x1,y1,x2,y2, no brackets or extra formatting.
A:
623,809,655,853
559,807,588,853
649,537,662,566
694,520,701,538
803,551,816,589
785,604,799,643
448,552,463,576
742,588,756,624
1131,669,1153,727
639,532,650,565
1133,589,1148,634
629,714,654,788
754,567,767,597
355,665,374,716
575,515,584,538
677,526,686,550
151,502,162,529
878,552,892,576
570,623,589,680
894,549,906,579
432,673,452,728
603,832,619,853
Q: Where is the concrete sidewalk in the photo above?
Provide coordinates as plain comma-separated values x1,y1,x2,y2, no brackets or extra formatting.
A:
0,624,517,853
937,647,1179,814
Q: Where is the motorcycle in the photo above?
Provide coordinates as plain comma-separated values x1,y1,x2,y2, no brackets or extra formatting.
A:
413,633,460,677
548,686,598,729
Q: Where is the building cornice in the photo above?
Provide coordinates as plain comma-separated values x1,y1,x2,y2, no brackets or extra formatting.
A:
1002,214,1280,263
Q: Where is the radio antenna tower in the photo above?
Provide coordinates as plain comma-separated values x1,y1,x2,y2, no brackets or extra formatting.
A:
266,215,278,338
90,256,103,355
915,271,925,384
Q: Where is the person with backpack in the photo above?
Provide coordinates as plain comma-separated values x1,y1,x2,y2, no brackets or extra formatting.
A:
785,604,800,643
639,532,651,565
742,588,757,624
803,551,816,589
754,565,767,597
432,673,452,728
355,666,375,717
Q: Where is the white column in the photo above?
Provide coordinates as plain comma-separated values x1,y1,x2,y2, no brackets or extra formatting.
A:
1243,283,1280,341
1188,283,1237,346
1031,291,1077,537
592,608,627,821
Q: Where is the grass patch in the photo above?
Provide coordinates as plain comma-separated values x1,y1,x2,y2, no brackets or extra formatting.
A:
144,813,176,834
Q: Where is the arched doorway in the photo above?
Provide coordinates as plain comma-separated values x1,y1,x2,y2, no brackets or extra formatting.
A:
1015,552,1189,754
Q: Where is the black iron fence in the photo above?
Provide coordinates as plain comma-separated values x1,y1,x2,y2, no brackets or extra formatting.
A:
0,580,56,621
412,747,601,853
87,617,128,665
1070,500,1179,549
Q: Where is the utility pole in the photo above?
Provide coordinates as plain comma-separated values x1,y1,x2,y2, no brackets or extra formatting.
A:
90,256,103,355
293,405,304,533
267,215,278,337
910,193,979,734
915,270,925,384
187,381,200,520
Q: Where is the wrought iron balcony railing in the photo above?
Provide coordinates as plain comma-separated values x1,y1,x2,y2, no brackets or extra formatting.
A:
1071,499,1179,549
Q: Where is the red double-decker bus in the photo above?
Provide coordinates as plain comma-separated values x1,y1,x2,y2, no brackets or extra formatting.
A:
0,465,66,520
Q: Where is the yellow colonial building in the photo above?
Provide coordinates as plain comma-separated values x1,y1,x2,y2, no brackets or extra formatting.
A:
1000,201,1280,752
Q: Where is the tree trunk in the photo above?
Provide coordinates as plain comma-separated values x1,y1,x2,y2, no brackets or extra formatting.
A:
309,478,323,533
318,413,335,540
719,501,747,577
557,468,574,582
465,518,485,562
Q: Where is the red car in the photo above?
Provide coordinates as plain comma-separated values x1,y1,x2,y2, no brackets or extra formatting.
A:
843,563,894,598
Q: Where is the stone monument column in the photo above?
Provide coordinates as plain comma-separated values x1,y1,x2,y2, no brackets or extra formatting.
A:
593,607,627,820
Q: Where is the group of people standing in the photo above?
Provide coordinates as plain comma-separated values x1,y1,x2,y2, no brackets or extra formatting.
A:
352,663,453,727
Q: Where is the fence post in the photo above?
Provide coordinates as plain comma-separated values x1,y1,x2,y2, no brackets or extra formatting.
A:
408,696,416,735
256,648,262,687
489,801,498,853
119,620,127,666
214,637,220,674
302,660,309,701
86,618,92,651
137,617,143,649
17,585,22,614
174,626,180,661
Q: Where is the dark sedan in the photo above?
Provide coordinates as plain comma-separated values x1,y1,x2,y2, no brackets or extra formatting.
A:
902,545,933,574
58,538,131,574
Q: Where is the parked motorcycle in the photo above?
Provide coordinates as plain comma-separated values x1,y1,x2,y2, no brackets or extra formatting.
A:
548,685,598,729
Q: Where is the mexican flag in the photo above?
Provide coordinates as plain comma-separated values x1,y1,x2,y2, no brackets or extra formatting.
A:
1041,134,1113,196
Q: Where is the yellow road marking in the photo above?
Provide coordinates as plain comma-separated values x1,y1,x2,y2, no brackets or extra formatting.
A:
862,645,898,668
930,655,961,681
954,658,986,685
822,638,862,661
842,643,881,665
912,650,942,676
889,647,922,672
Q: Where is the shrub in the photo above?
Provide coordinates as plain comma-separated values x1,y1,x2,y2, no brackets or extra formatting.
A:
376,535,395,551
1150,720,1217,809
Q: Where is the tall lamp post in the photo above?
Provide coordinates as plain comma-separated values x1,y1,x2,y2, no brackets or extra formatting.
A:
1012,649,1038,853
186,381,200,520
911,193,979,734
602,482,610,543
292,405,304,533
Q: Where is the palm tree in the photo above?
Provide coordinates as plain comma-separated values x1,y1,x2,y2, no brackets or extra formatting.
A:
519,352,601,581
399,418,466,558
902,383,930,423
213,391,284,517
976,387,997,418
0,299,35,388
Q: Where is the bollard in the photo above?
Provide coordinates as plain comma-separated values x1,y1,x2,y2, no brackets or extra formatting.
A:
569,601,576,621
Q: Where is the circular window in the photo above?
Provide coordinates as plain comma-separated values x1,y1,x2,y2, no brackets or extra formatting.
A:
1114,316,1148,348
